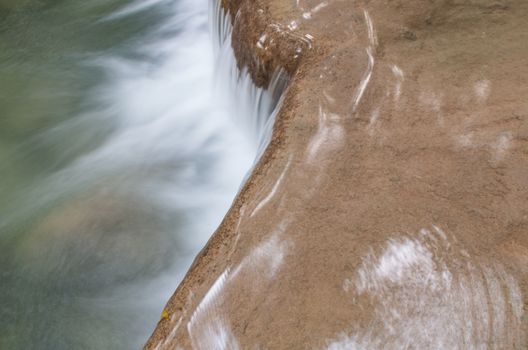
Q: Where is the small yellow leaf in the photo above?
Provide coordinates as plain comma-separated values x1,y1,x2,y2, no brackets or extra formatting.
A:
161,309,169,320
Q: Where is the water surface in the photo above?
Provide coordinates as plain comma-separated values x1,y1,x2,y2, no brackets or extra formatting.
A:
0,0,253,348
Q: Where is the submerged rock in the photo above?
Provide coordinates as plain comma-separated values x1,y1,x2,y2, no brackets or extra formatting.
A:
16,189,177,292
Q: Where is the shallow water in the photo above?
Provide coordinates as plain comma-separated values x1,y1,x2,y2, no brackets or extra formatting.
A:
0,0,254,348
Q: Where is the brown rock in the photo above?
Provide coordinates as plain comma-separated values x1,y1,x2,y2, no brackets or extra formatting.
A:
146,0,528,348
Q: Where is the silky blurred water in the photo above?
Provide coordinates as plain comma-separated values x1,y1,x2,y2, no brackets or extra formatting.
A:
0,0,254,348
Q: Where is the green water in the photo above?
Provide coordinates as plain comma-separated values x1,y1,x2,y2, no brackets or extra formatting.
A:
0,0,170,209
0,1,195,348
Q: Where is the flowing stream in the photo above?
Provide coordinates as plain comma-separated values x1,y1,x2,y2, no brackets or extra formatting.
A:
0,0,258,348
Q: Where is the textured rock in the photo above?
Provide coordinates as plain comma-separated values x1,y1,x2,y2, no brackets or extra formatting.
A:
146,0,528,348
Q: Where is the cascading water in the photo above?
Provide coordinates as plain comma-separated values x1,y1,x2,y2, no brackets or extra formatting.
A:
210,0,289,163
0,0,284,349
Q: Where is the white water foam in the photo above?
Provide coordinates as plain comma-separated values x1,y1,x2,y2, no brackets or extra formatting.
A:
210,0,289,162
150,2,292,348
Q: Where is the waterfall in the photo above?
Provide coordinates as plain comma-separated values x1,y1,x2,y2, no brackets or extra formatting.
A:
210,0,289,164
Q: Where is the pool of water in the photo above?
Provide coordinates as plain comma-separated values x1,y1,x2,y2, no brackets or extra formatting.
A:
0,0,254,348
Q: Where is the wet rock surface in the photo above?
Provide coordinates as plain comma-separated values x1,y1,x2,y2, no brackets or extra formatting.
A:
146,0,528,348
